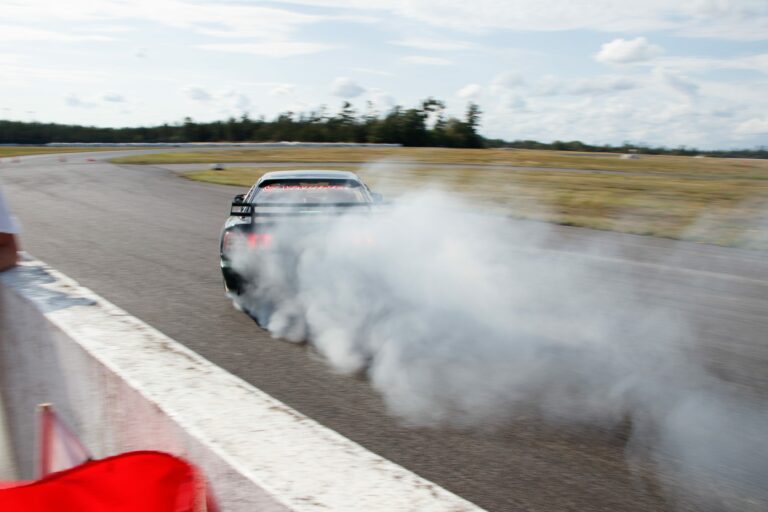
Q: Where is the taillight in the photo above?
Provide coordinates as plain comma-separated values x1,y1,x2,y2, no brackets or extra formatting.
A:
223,231,273,252
247,233,273,248
222,231,238,252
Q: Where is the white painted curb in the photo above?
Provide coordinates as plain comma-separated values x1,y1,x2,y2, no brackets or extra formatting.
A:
0,257,484,511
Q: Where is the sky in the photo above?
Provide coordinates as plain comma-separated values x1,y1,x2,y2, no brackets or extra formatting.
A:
0,0,767,149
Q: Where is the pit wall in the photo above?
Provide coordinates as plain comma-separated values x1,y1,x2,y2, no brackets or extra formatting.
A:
0,258,482,512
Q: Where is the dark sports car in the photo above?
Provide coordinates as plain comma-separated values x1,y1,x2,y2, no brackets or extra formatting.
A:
219,170,382,300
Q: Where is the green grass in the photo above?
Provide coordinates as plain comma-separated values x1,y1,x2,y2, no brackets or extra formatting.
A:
181,161,768,249
0,147,132,158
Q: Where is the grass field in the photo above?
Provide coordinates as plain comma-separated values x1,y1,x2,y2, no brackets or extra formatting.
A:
115,147,768,248
0,147,129,158
112,147,768,178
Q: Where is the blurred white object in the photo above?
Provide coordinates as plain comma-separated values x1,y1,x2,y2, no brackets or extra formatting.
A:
0,185,20,234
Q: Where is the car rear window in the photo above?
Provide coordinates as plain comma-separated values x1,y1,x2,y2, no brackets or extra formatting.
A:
254,179,368,204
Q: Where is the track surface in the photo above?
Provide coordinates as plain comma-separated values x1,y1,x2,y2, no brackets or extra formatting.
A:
3,152,767,511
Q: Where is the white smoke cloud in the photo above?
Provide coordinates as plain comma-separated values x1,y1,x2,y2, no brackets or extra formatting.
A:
230,183,768,509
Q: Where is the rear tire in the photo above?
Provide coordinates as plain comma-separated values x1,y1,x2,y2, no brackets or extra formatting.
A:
222,266,245,296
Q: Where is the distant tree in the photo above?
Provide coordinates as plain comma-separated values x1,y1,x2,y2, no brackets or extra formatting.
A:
337,101,356,126
463,102,483,148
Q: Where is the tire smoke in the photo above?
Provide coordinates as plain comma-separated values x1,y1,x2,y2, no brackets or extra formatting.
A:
231,189,768,510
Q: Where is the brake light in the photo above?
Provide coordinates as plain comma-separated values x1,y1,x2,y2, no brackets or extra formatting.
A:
247,233,273,248
223,231,274,252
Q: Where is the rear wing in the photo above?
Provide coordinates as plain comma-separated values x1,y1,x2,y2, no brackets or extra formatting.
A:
230,201,374,219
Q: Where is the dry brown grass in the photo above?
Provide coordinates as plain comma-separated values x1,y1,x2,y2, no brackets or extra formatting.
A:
111,147,768,178
0,147,128,158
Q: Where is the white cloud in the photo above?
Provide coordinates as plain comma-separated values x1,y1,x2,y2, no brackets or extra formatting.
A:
654,69,699,97
224,92,253,112
479,69,768,149
102,93,125,103
537,76,639,96
80,24,135,34
268,0,768,40
66,92,128,107
352,67,396,77
331,77,365,98
0,1,329,39
735,118,768,135
180,87,258,116
492,72,525,90
0,24,113,42
500,95,527,111
402,55,453,66
270,84,297,96
391,37,474,51
368,89,396,111
197,42,337,57
183,86,213,102
656,53,768,75
571,77,637,95
0,63,104,85
457,83,482,99
65,94,97,108
595,37,664,64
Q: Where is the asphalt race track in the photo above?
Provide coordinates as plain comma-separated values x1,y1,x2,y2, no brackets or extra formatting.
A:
3,151,767,511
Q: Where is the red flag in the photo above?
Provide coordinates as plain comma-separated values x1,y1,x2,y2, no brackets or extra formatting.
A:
38,404,91,478
0,451,207,511
0,405,219,511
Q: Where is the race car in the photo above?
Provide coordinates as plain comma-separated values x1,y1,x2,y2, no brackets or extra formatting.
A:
219,170,382,300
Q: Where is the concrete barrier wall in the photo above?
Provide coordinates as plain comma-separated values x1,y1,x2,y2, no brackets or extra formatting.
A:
0,258,482,511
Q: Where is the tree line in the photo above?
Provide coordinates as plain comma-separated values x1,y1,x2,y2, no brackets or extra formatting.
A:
0,99,483,148
0,98,765,158
484,138,768,158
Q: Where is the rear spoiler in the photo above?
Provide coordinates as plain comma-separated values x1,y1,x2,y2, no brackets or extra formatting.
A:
230,202,373,218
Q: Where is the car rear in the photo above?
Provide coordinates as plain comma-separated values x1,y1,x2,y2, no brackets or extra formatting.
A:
220,173,375,296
